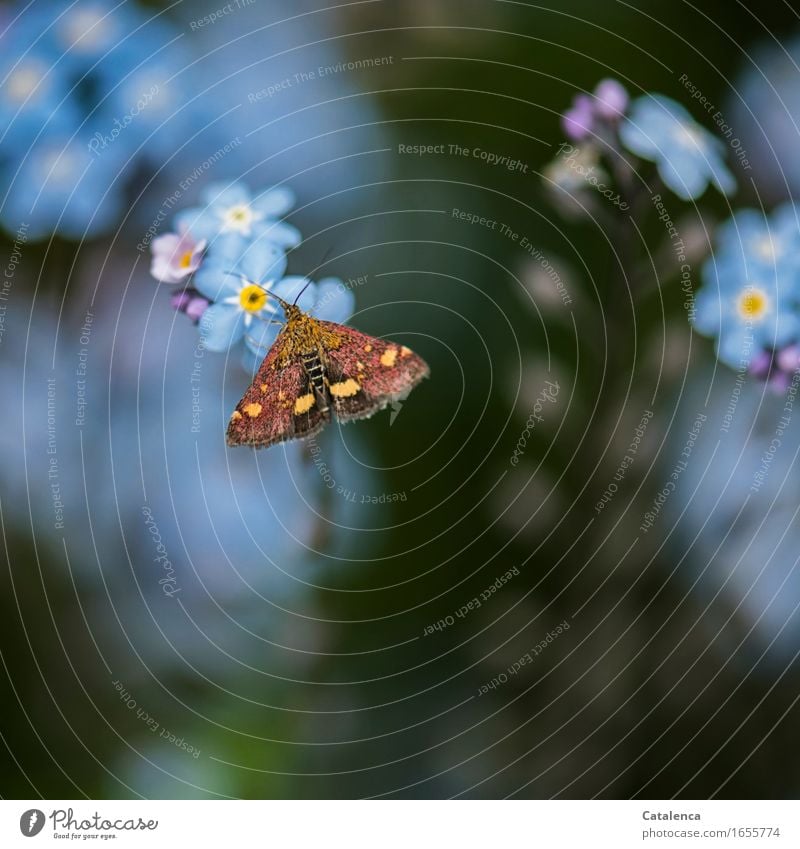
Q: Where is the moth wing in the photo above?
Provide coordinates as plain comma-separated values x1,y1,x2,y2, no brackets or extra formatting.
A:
226,341,329,448
319,322,430,423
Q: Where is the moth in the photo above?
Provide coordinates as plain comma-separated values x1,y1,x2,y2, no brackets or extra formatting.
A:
227,292,430,448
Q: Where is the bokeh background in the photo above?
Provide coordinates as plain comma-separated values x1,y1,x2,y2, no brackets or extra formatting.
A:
2,0,800,799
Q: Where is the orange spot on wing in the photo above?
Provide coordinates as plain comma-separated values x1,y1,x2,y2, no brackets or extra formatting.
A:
380,347,398,367
330,379,361,397
243,403,262,418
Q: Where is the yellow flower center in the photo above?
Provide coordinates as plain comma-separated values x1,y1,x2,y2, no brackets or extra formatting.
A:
736,287,769,322
222,204,253,233
239,284,268,313
179,250,194,269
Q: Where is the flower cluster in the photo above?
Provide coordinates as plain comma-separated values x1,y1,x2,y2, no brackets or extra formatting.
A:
693,204,800,387
558,80,734,202
552,80,800,387
0,0,194,240
150,181,354,372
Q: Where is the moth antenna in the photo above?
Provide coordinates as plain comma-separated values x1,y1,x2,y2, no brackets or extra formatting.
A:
292,278,314,306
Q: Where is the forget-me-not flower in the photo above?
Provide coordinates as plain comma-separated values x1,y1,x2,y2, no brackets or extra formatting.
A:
693,248,800,368
176,181,301,250
620,94,736,200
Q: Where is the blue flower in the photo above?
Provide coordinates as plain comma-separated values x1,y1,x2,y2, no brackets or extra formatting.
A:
693,253,800,368
0,48,78,150
196,239,288,353
620,94,736,200
240,276,355,373
176,181,301,248
0,134,125,240
714,204,800,282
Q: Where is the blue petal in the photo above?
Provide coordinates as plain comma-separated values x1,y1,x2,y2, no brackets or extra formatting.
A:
239,240,287,283
717,327,754,368
657,154,709,200
273,277,317,311
692,286,723,336
198,303,245,352
253,220,302,248
175,206,221,240
193,265,241,302
201,181,251,208
252,187,295,217
244,320,281,357
315,277,354,323
707,154,736,196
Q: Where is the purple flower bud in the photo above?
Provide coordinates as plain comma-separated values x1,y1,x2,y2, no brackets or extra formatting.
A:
593,78,629,120
776,344,800,374
171,288,210,324
170,290,193,312
562,95,595,141
185,296,210,323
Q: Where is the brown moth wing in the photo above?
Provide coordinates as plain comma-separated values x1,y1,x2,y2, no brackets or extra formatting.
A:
226,343,329,448
319,321,430,423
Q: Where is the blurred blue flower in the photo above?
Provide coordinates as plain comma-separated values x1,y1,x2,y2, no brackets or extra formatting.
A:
693,254,800,368
620,94,736,200
0,134,125,239
53,1,142,65
714,204,800,281
176,181,301,248
0,49,78,149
